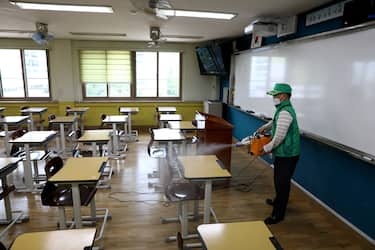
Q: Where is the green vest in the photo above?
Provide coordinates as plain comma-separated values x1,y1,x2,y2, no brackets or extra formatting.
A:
272,100,300,157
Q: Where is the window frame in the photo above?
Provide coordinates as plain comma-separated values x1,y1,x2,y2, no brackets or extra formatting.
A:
0,48,52,101
81,50,182,101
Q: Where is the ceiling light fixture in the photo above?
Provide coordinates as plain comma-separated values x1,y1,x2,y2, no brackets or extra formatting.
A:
9,1,114,13
70,32,126,37
158,9,236,20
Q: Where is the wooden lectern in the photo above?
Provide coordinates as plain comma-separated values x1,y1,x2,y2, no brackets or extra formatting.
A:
194,112,233,172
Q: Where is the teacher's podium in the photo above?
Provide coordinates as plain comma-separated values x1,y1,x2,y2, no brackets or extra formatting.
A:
194,112,233,172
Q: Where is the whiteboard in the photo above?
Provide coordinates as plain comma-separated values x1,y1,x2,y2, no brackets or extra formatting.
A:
233,28,375,156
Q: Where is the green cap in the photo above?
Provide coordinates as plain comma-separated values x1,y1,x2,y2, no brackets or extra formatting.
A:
267,83,292,96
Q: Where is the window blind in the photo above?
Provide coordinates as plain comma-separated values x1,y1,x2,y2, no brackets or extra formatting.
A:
80,50,131,83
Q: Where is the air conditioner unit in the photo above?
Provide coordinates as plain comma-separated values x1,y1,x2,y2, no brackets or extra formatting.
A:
252,22,278,37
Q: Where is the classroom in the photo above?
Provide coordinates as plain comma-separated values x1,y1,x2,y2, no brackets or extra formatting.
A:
0,0,374,249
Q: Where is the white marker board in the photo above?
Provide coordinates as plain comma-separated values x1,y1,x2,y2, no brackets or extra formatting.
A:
233,28,375,156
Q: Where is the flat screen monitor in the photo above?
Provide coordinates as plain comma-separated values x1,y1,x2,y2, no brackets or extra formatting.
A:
196,46,220,75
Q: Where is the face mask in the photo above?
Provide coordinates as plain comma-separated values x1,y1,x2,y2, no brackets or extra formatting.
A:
273,97,281,105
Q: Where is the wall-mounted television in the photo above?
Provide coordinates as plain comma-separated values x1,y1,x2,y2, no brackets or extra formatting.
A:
196,44,226,75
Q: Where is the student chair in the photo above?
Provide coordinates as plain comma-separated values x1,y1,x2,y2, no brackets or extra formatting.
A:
41,157,97,229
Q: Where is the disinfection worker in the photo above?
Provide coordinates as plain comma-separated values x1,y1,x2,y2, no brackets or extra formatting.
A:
257,83,300,225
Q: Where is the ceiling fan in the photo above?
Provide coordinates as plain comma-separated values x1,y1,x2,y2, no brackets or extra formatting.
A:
0,22,54,45
147,26,204,48
130,0,172,20
31,22,54,45
147,26,165,48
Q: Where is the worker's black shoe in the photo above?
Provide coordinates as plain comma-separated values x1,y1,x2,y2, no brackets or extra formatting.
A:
265,198,274,206
264,216,283,225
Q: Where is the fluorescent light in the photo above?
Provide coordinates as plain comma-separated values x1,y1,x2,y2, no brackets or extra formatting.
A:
70,32,126,37
9,1,113,13
158,9,236,20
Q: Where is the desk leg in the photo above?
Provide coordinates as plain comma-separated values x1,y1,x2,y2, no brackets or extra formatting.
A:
29,113,34,131
72,183,82,228
112,123,118,155
128,112,132,136
23,144,34,191
1,177,12,221
80,114,84,132
59,123,65,153
39,113,43,131
92,142,97,157
203,180,212,224
4,124,9,156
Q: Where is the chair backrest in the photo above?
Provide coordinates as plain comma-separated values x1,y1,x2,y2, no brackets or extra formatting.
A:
47,114,56,130
10,129,26,156
20,106,29,110
101,113,107,120
45,157,64,179
75,129,82,139
65,106,72,116
48,114,56,121
11,129,25,140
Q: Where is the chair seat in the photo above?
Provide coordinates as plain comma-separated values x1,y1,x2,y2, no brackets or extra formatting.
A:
165,182,204,202
42,182,97,207
0,130,17,137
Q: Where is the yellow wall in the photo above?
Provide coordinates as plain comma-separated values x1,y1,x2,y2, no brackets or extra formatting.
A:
0,101,203,128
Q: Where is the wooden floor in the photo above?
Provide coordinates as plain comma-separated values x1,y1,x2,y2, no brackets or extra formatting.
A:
0,133,374,250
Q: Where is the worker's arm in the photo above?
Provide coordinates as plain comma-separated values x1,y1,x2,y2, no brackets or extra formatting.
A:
257,120,273,134
263,111,292,153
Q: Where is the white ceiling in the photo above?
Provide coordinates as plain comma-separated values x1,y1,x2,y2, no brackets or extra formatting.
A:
0,0,333,42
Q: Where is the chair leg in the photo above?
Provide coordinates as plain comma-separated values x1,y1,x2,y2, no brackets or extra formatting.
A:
181,201,188,237
32,160,39,184
193,200,200,220
58,207,67,229
90,198,97,219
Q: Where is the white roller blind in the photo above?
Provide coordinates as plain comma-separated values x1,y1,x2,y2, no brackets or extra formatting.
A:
80,50,131,83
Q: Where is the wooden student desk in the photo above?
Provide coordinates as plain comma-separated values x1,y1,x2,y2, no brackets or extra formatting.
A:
9,131,57,192
197,221,279,250
119,107,139,141
0,116,29,155
159,114,182,128
157,106,176,114
10,228,96,250
77,129,111,156
102,115,128,155
49,157,108,229
66,107,89,132
20,107,48,131
49,116,77,154
178,155,231,224
168,121,200,131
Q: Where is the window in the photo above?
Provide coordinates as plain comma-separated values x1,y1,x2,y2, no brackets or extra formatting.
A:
80,50,131,98
80,50,181,99
136,51,180,98
0,49,50,99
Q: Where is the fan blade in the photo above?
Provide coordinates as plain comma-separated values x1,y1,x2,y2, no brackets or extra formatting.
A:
161,34,204,40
